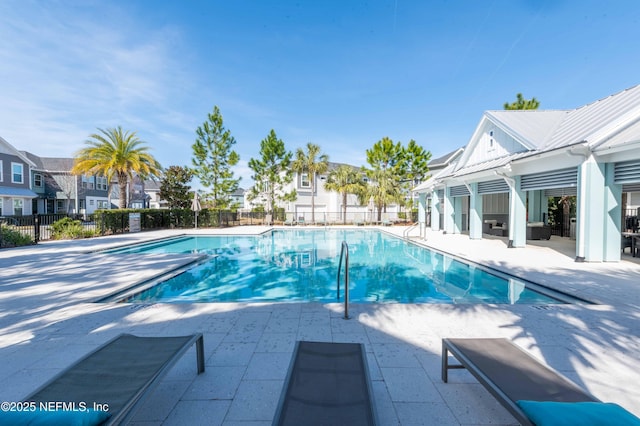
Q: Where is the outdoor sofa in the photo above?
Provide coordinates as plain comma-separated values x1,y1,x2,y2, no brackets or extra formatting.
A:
442,338,640,426
483,219,508,236
526,222,552,240
8,334,204,426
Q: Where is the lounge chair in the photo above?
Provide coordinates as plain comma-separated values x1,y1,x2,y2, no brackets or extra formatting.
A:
381,213,392,226
441,338,640,426
273,341,378,426
284,213,296,226
297,216,306,226
21,334,204,426
353,213,365,226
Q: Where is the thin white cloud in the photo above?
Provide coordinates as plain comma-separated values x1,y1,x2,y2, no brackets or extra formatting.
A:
0,2,194,161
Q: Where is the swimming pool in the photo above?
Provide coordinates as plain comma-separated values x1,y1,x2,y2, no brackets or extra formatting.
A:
104,229,573,304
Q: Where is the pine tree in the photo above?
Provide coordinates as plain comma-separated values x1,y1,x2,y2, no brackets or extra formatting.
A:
191,106,240,208
247,130,296,214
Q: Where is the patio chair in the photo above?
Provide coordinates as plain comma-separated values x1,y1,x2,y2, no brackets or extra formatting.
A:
273,341,378,426
353,213,365,226
297,215,306,226
381,213,392,226
284,213,296,226
441,338,639,426
18,334,204,426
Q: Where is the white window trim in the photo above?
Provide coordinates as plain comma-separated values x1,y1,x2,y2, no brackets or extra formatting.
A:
34,173,43,187
300,172,310,188
13,198,24,215
0,160,3,182
11,162,24,184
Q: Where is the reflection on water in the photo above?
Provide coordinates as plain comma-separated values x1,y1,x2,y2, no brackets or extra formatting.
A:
122,230,561,304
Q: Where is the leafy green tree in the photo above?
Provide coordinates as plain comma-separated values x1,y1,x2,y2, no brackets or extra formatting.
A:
324,164,366,224
364,137,406,220
159,165,194,209
247,130,296,214
404,139,431,184
504,93,540,110
72,126,162,209
402,139,431,213
192,106,240,209
292,143,329,223
366,137,405,172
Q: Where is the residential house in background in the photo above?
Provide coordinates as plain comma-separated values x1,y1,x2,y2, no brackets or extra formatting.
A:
230,188,245,209
0,136,37,216
21,152,110,215
277,162,401,223
144,179,166,209
110,175,151,209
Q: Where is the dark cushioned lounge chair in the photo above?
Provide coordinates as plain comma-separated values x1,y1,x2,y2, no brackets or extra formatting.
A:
273,341,377,426
24,334,204,425
441,338,640,426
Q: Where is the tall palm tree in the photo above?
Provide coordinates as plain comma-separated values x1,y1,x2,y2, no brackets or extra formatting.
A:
325,165,365,224
292,143,329,223
72,127,162,209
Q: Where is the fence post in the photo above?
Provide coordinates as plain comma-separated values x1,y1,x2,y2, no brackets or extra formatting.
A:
34,214,40,243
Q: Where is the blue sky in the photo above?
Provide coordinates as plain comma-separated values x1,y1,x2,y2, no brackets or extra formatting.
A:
1,1,639,187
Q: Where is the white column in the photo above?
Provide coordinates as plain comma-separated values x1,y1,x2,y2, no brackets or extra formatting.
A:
507,176,527,248
603,163,622,261
468,183,483,239
576,156,605,261
443,187,455,234
431,190,440,231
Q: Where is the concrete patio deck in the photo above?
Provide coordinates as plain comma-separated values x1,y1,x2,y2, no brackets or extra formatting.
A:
0,226,638,425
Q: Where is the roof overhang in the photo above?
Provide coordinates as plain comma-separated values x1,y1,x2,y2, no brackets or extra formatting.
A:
0,187,39,198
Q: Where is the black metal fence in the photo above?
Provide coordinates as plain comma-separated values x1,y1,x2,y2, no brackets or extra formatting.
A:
0,209,419,247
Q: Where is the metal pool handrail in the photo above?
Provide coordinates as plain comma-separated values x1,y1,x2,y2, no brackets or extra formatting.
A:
336,240,350,319
403,222,420,240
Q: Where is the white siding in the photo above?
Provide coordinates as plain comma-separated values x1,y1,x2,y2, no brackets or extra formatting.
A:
465,123,528,167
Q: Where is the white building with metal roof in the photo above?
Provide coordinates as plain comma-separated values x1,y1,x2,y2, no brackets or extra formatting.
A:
414,85,640,262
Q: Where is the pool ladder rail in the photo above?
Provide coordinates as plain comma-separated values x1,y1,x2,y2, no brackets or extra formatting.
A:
403,222,422,240
336,240,350,320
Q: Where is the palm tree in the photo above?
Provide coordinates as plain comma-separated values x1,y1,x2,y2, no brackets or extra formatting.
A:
72,127,162,209
292,143,329,223
325,165,365,224
366,167,403,221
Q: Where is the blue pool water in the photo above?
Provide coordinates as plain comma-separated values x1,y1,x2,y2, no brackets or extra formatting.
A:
107,229,568,304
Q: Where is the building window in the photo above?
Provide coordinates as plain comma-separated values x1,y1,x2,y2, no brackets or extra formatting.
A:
300,173,310,188
56,200,65,212
82,175,95,189
96,176,108,191
13,199,23,216
12,163,23,184
0,160,3,182
34,173,43,187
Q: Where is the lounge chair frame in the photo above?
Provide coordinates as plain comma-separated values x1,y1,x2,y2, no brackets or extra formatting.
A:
25,333,204,425
442,338,598,426
273,340,378,426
